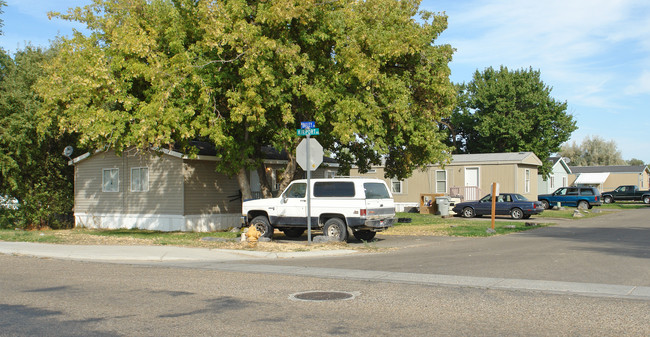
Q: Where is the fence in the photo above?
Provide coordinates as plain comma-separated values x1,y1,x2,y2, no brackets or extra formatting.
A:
449,186,482,201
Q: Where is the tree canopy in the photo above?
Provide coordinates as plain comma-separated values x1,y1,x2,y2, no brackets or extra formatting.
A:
560,135,625,166
446,66,577,176
38,0,456,198
0,46,76,228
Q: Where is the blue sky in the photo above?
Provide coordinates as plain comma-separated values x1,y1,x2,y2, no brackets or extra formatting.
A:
2,0,649,163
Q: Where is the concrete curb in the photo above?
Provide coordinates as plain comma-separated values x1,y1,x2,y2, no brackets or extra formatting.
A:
0,242,358,262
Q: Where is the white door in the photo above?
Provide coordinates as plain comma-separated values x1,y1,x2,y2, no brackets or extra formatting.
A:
275,182,307,225
465,168,479,200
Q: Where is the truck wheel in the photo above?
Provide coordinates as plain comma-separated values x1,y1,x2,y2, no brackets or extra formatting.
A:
510,208,524,220
250,216,273,238
578,200,589,209
540,200,550,209
282,228,304,238
323,218,348,242
353,230,376,242
644,196,650,204
462,207,475,218
603,195,613,204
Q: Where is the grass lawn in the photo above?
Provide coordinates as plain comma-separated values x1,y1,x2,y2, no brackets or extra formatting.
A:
0,228,240,247
1,204,635,248
535,203,645,219
384,212,549,237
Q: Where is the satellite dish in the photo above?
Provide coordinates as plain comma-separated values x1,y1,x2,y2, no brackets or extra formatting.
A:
63,146,74,158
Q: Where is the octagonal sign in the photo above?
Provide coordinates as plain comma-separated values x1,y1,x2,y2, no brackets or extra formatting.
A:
296,138,323,171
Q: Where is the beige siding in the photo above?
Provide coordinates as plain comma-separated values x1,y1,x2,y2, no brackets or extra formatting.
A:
603,173,648,191
183,160,242,215
74,150,184,215
352,162,540,203
74,151,125,214
125,152,184,214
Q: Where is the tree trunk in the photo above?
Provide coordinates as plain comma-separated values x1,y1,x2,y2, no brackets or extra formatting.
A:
277,150,298,193
256,165,273,198
236,167,252,200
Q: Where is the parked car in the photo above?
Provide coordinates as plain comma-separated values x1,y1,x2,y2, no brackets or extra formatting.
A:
537,186,602,209
601,185,650,204
452,193,544,219
241,178,395,242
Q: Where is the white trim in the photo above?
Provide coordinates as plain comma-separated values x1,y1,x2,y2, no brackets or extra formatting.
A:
130,167,149,192
525,169,531,193
102,168,119,192
390,177,404,194
74,213,241,232
435,170,447,194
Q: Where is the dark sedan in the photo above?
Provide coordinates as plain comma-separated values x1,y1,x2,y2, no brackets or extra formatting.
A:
452,193,544,219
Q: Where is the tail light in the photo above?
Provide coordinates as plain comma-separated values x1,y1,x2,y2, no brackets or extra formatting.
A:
360,209,367,216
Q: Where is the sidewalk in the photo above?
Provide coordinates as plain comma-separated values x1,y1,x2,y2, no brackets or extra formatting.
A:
0,241,358,262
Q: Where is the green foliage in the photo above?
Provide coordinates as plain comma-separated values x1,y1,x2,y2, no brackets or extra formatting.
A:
627,158,646,166
38,0,455,190
560,135,625,166
0,46,76,229
447,66,577,176
0,0,6,33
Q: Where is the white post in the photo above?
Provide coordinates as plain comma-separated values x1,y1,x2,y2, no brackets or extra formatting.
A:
306,133,312,244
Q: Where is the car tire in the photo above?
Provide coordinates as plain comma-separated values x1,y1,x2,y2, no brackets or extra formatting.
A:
353,230,376,242
323,218,348,242
578,200,589,210
540,200,550,209
644,196,650,204
603,195,613,204
282,228,304,238
510,208,524,220
462,207,475,218
250,215,273,238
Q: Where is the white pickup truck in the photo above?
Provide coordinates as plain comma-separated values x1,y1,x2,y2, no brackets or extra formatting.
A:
241,178,395,242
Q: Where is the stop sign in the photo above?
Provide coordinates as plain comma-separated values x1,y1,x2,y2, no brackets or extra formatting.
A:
296,138,323,171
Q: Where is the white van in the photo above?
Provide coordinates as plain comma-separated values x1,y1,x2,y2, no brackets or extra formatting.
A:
241,178,395,241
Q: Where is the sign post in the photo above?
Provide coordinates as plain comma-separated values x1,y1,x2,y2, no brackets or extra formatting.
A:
490,182,500,232
296,122,323,244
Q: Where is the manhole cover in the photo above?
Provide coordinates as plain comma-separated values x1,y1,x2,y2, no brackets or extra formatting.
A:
290,291,359,302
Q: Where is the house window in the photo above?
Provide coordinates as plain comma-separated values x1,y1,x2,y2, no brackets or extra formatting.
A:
549,174,555,189
130,167,149,192
102,168,119,192
525,169,531,193
435,170,447,194
562,176,568,187
391,178,403,194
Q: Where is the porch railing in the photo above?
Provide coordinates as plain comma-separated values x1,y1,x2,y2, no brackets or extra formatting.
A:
449,186,482,201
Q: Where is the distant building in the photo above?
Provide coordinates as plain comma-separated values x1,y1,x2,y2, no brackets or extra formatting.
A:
537,156,572,194
568,165,650,191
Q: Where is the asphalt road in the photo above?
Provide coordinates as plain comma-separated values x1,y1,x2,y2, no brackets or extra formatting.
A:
1,207,649,336
1,254,649,337
239,207,650,286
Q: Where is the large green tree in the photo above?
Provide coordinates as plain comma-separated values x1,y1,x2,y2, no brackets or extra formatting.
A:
560,135,625,166
0,46,76,228
447,66,577,176
38,0,455,198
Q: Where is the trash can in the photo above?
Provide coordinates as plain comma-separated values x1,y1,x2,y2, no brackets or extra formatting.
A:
436,197,450,216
